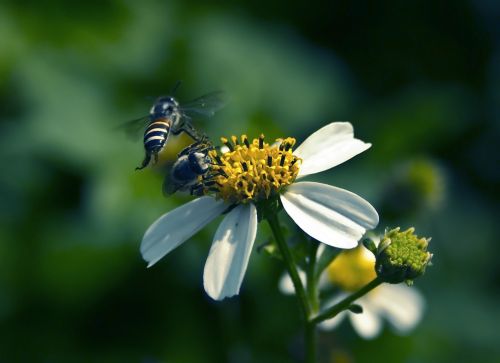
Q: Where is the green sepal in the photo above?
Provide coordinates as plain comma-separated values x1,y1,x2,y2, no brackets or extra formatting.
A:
362,238,377,256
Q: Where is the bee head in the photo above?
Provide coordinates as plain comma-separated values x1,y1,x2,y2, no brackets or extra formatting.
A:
150,96,179,117
189,152,210,174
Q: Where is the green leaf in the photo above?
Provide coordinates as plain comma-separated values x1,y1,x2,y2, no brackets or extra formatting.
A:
347,304,363,314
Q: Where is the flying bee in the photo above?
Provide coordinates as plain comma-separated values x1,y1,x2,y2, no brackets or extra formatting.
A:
122,90,225,170
163,140,215,196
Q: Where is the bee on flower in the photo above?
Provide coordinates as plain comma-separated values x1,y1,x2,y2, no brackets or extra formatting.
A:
280,241,425,339
140,122,379,300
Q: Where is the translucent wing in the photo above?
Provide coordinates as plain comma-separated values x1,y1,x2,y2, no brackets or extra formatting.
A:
163,179,182,196
180,91,226,117
115,116,150,139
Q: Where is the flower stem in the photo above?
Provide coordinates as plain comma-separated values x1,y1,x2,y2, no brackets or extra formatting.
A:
266,213,316,363
305,241,319,363
306,241,320,314
266,213,311,320
310,277,383,325
305,321,316,363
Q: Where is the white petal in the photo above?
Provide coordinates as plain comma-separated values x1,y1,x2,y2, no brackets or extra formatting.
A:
349,301,382,339
281,182,379,249
278,270,307,295
294,122,371,177
203,204,258,300
318,293,349,331
140,197,227,267
370,284,425,334
318,312,347,331
280,247,326,293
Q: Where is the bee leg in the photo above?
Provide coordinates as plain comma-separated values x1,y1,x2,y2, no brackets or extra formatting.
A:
181,122,206,142
198,145,214,154
190,184,205,196
136,153,151,170
178,141,202,157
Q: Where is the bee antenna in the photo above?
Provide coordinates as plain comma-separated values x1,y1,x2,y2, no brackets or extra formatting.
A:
171,80,182,95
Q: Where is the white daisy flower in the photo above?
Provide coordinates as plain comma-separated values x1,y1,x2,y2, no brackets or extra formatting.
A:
141,122,379,300
280,244,425,339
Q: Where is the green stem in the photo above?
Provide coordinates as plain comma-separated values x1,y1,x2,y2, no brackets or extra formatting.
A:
310,277,383,325
305,321,316,363
266,213,311,320
305,241,319,363
306,241,320,314
266,213,315,363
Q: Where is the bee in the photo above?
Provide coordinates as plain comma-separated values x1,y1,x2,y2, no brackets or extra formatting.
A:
122,90,225,170
163,140,215,196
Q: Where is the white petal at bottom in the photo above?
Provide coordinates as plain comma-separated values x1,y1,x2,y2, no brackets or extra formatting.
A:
141,197,227,267
203,203,258,300
318,312,347,331
370,284,425,334
278,270,307,295
349,302,382,339
318,293,349,331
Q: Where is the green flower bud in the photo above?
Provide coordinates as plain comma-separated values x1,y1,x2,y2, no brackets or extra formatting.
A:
375,227,432,285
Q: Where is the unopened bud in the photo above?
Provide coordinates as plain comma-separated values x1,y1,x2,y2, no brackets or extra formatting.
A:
375,227,432,285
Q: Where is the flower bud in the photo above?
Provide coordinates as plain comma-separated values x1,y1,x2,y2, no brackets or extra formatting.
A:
375,227,432,285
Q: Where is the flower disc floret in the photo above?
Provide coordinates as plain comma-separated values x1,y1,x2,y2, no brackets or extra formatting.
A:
206,134,301,203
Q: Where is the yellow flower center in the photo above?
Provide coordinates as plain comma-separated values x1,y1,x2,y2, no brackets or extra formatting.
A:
327,246,377,292
205,134,301,203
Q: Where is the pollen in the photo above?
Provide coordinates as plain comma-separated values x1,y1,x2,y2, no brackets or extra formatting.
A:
327,247,377,292
205,134,301,203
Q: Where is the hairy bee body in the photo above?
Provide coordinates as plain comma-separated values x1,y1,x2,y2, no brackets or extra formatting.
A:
132,91,225,169
123,89,225,170
137,97,182,170
164,141,213,196
142,119,170,152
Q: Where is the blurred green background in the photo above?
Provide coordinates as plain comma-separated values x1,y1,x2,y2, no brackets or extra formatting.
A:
0,0,498,362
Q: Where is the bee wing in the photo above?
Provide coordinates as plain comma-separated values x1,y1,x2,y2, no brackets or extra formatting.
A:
115,116,150,139
163,179,182,196
180,91,226,117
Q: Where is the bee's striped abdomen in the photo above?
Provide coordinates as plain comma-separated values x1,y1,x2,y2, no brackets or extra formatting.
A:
143,119,170,152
